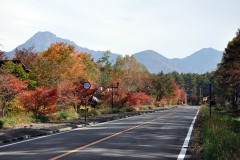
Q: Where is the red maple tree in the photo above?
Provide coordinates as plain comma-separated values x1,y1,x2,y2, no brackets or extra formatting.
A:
0,74,28,116
20,88,58,116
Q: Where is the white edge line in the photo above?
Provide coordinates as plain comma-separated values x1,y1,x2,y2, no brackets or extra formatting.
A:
177,107,200,160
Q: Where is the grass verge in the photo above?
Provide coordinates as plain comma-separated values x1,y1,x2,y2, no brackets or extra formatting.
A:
199,106,240,160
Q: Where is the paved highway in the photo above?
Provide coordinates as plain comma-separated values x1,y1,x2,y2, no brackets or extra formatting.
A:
0,106,199,160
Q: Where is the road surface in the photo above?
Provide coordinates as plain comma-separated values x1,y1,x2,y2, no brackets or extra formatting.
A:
0,106,199,160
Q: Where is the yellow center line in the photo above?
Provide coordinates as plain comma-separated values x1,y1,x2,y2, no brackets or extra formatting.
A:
49,111,177,160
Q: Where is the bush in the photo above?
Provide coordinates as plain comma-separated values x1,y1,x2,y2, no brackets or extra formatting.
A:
33,115,49,123
112,108,121,114
58,112,69,120
99,107,112,114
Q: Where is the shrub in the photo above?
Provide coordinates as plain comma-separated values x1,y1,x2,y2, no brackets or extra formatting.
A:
33,115,49,123
58,112,69,120
127,92,154,106
88,109,101,117
122,107,136,112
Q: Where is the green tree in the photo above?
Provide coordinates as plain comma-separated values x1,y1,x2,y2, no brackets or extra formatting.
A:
96,50,113,87
0,61,29,80
216,29,240,108
151,72,175,101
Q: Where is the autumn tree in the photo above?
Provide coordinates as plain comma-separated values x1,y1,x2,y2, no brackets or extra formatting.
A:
113,55,149,92
20,88,58,118
216,29,240,108
127,92,154,106
13,47,37,70
0,74,28,116
30,42,86,88
81,54,100,82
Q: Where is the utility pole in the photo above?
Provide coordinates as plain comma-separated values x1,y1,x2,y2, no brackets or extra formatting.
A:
111,82,119,112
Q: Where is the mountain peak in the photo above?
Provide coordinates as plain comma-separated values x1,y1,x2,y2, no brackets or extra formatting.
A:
32,31,57,39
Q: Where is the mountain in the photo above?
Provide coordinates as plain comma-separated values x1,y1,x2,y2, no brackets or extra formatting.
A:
133,48,223,73
5,31,223,74
174,48,223,73
133,50,179,73
6,31,120,63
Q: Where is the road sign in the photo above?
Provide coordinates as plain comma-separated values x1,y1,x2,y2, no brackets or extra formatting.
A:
83,82,91,89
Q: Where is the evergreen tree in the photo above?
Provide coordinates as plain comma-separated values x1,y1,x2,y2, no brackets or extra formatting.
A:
216,29,240,107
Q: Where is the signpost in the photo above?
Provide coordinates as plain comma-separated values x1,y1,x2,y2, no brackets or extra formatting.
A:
83,82,91,89
111,82,119,111
83,82,91,122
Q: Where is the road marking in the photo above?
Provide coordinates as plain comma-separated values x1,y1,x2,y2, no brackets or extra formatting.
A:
49,112,177,160
177,107,199,160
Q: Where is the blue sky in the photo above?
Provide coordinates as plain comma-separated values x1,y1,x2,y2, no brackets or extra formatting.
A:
0,0,240,58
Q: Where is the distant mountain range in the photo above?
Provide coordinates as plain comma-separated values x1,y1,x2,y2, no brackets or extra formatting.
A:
6,31,223,74
133,48,223,73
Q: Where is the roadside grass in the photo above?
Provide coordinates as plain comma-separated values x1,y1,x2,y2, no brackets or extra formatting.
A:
0,104,173,128
200,106,240,160
0,113,35,128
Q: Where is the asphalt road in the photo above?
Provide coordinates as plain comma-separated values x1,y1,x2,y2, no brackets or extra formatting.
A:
0,106,199,160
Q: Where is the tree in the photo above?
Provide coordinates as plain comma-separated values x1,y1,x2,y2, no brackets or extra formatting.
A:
96,51,113,87
216,29,240,108
151,72,175,101
30,42,86,88
20,88,58,117
0,61,37,90
0,50,7,60
81,54,100,82
58,79,99,113
0,61,29,80
113,55,149,92
127,92,154,106
14,47,37,70
0,74,28,116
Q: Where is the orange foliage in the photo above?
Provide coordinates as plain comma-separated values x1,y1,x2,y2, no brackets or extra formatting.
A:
127,92,154,106
34,42,87,88
158,83,186,106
